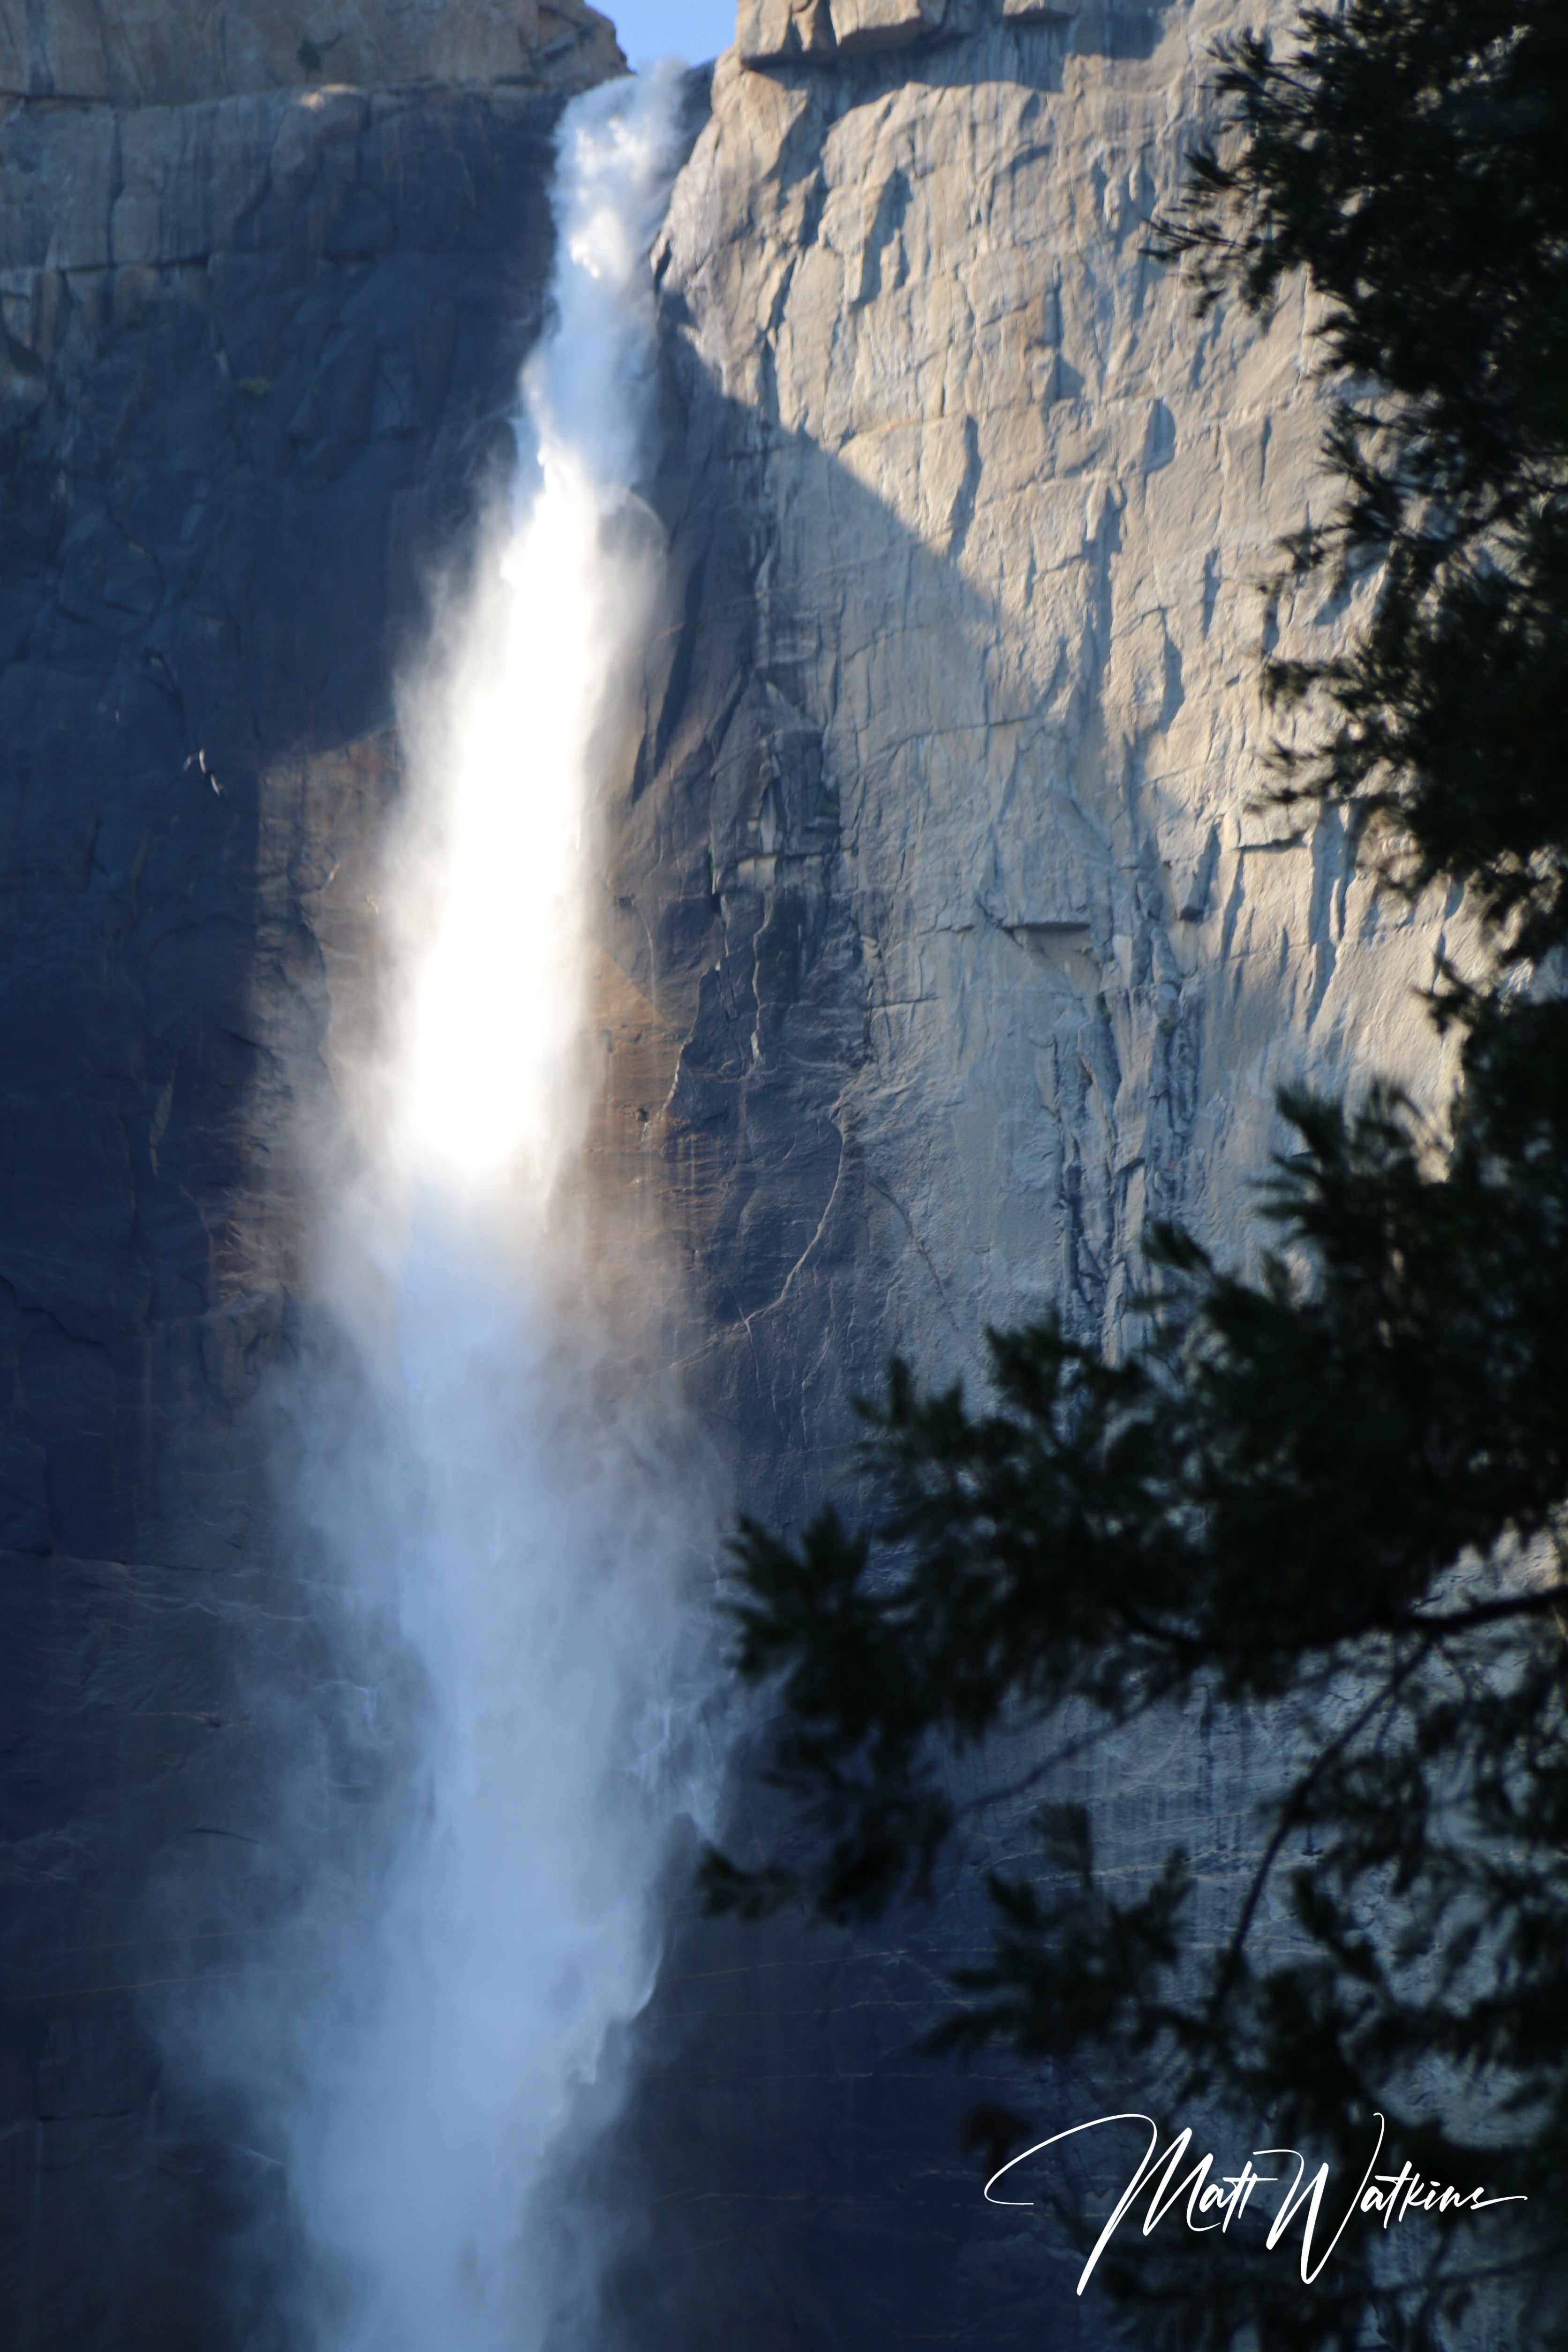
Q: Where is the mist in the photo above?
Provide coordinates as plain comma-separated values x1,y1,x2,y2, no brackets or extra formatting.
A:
172,66,721,2352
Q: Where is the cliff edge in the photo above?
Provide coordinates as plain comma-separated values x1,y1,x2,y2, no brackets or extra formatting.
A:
0,0,622,106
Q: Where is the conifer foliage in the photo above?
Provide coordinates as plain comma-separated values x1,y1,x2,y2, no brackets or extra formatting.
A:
705,7,1568,2344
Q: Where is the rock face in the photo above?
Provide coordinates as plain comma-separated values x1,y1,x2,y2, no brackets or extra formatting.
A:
0,0,621,106
737,0,1118,70
583,7,1463,2344
0,73,584,2352
613,0,1454,1506
0,3,1467,2349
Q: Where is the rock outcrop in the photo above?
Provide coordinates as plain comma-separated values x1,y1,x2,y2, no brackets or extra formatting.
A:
737,0,1152,71
0,0,621,106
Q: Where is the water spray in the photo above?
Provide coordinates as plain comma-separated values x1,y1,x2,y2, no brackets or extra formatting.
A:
193,66,716,2352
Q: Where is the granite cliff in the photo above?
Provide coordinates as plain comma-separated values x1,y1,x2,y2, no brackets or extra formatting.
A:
0,0,1461,2346
589,7,1463,2343
0,0,621,107
619,0,1456,1478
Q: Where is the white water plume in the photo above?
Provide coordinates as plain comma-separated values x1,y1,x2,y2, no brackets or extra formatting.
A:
194,66,718,2352
396,68,684,1195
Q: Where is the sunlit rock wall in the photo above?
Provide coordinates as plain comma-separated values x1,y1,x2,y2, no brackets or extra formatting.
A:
588,5,1463,2344
611,0,1462,1501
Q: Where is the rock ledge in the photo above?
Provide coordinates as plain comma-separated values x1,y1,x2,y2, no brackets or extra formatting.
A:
0,0,622,108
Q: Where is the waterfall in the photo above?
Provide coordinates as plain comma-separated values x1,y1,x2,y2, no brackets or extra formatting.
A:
189,65,718,2352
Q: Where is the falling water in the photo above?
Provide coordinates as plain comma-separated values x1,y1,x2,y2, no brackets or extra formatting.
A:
189,66,717,2352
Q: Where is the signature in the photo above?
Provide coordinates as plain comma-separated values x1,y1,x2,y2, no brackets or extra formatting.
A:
985,2112,1527,2294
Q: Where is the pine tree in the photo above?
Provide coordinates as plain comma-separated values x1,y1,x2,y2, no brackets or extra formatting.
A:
704,7,1568,2344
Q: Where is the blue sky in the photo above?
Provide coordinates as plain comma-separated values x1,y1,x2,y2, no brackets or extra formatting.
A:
607,0,736,67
